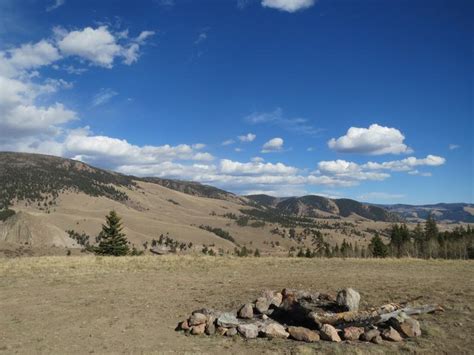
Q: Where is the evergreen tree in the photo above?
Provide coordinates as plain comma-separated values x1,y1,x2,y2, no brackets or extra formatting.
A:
369,233,388,258
254,248,261,257
95,210,130,256
424,214,439,258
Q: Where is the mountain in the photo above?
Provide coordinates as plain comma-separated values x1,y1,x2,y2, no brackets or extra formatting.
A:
0,152,244,210
1,152,468,256
246,194,399,222
141,177,247,205
381,203,474,223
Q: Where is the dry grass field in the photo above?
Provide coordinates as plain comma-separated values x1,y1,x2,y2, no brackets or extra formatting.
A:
1,256,473,354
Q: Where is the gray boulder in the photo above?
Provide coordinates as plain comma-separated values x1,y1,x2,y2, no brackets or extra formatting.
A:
237,324,259,339
217,312,240,328
336,288,360,311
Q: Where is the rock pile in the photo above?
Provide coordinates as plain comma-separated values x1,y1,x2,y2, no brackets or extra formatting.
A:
176,288,443,344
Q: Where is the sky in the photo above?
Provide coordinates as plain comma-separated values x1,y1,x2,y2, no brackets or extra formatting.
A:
0,0,472,204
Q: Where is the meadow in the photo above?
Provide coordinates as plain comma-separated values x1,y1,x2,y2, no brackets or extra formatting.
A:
1,256,473,354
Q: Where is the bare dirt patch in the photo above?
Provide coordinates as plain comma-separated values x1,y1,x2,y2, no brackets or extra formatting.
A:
0,256,473,354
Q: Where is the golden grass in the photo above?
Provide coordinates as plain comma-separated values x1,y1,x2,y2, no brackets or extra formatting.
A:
1,256,473,354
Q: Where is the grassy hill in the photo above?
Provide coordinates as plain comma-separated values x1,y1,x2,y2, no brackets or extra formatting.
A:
246,194,399,222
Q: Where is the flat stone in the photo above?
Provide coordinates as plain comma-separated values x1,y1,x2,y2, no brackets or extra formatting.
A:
262,323,289,339
237,324,259,339
336,288,360,311
238,303,254,319
217,312,240,328
319,324,341,342
361,329,380,342
343,326,364,341
381,327,403,342
191,323,206,335
288,326,320,342
189,313,207,326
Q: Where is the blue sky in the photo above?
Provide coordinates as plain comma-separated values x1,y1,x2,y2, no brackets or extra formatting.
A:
0,0,472,204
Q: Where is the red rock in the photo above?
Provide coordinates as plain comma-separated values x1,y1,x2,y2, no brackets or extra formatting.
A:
288,326,320,342
343,326,364,341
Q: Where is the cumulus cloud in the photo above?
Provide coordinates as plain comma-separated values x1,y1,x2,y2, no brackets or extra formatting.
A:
54,26,154,68
261,0,315,12
0,76,76,140
64,128,215,168
261,137,284,153
6,40,61,71
362,155,446,171
220,159,298,175
315,155,445,185
238,133,256,142
0,24,154,161
328,124,412,155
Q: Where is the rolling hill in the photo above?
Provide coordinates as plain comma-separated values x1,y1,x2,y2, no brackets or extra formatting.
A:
0,152,470,255
246,194,399,222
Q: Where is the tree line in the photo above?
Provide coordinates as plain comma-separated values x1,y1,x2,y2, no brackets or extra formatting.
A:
292,215,473,259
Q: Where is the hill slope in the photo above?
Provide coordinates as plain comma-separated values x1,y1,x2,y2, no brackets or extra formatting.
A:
246,194,399,222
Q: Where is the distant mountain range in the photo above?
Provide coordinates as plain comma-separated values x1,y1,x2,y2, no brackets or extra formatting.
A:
245,194,400,222
379,203,474,223
0,152,472,223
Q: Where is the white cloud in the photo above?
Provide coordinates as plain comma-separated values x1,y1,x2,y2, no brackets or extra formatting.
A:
246,108,321,136
46,0,65,12
262,137,284,153
315,155,445,186
222,139,235,146
91,88,118,107
220,159,298,175
328,124,412,155
56,26,154,68
362,155,446,171
136,31,155,44
6,40,61,71
0,76,76,140
317,160,390,182
238,133,256,142
261,0,315,12
449,144,460,150
57,26,122,68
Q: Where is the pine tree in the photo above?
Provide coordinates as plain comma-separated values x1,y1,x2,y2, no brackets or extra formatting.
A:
95,211,130,256
424,214,439,258
369,233,388,258
254,248,261,257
